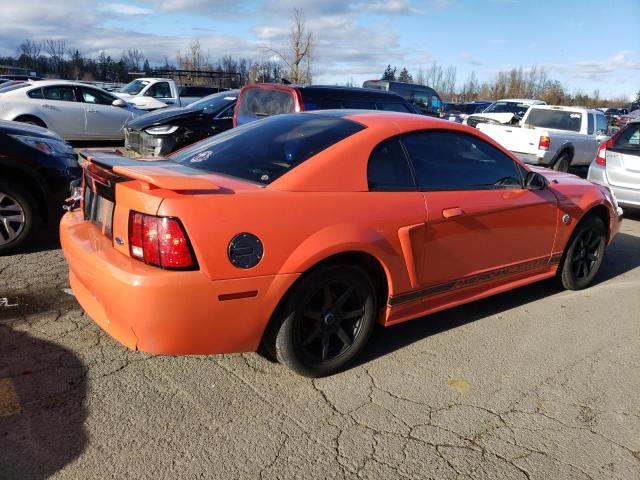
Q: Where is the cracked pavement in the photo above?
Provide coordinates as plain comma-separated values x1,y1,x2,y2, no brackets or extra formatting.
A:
0,212,639,480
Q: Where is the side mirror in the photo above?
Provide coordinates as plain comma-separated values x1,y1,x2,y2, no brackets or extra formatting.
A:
112,99,126,107
524,171,548,190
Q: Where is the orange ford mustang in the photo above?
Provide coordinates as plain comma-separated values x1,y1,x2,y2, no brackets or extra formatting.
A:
61,111,622,376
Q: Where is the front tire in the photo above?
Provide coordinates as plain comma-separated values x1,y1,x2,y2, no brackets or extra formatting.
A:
267,265,377,377
0,182,35,255
557,216,607,290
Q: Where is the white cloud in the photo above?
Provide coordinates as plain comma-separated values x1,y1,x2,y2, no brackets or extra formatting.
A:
101,3,152,15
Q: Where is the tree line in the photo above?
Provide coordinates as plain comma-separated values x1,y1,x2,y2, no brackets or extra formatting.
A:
382,63,634,108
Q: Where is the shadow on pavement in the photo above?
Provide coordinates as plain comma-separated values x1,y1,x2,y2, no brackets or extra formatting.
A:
0,325,87,479
357,223,640,368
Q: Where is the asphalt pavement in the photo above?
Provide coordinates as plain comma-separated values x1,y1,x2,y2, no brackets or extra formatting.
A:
1,210,639,480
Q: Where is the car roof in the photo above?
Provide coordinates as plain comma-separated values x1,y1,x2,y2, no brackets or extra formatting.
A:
244,83,407,100
496,98,545,104
25,79,110,88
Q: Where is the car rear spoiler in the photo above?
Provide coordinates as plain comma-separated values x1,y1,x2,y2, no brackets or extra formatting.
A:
78,148,221,192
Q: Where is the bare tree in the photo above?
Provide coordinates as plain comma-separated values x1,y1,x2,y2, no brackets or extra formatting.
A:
262,8,314,83
18,39,41,68
126,48,145,71
43,38,66,74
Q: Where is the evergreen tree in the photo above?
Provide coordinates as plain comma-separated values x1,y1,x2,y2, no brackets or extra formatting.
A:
382,64,396,81
398,67,412,83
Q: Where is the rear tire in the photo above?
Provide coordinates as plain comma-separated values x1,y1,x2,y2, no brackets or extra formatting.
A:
0,182,36,255
265,265,377,377
557,216,607,290
552,153,571,172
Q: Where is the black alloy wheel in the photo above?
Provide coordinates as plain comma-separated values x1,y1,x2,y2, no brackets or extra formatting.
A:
295,280,366,363
266,265,377,377
558,216,606,290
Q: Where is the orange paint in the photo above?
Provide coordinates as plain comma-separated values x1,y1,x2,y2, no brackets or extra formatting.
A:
61,112,621,356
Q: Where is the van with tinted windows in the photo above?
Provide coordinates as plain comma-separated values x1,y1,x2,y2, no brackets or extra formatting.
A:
234,84,417,126
362,80,443,117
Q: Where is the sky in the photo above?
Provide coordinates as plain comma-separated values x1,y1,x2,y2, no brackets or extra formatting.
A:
1,0,639,99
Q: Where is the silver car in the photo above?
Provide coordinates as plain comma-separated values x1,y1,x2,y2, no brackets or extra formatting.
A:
0,80,143,140
588,120,640,210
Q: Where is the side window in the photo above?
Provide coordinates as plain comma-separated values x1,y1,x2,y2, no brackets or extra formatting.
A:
145,82,171,98
595,114,608,134
367,138,415,191
402,130,522,190
43,86,77,102
27,88,43,99
377,102,411,113
237,88,295,116
587,113,595,135
80,87,115,105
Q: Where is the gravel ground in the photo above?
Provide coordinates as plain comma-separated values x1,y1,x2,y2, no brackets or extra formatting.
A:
0,210,639,480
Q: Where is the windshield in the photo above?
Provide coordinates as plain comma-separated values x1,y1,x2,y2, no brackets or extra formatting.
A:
0,83,28,93
188,91,238,111
119,79,150,95
524,109,582,132
169,114,366,185
483,101,531,117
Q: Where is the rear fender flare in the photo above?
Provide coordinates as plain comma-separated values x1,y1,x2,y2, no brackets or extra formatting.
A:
277,224,403,295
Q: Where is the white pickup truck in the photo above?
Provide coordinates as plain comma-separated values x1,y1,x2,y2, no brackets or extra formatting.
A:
477,105,610,171
114,78,218,111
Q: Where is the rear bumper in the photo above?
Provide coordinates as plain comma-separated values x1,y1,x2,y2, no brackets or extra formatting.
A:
513,152,550,166
588,164,640,210
60,211,299,355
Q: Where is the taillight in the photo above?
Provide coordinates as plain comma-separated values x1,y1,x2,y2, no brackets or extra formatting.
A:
595,142,607,166
595,127,625,167
128,211,196,269
538,136,551,150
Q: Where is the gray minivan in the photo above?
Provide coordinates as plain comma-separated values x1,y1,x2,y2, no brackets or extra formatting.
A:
363,80,443,117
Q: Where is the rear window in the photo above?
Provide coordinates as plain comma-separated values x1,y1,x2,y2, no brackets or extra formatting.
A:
613,124,640,149
169,114,366,184
525,109,582,132
237,88,295,117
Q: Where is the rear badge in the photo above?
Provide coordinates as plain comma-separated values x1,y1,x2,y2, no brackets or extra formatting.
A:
228,233,263,269
115,236,125,245
562,214,571,225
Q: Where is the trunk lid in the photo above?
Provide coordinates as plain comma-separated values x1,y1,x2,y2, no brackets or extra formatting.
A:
606,147,640,189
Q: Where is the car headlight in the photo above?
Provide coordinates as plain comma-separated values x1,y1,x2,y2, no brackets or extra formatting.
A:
10,134,75,158
144,125,179,135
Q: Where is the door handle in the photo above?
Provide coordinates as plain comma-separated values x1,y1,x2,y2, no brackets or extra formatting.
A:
86,108,98,113
41,104,52,109
442,207,465,219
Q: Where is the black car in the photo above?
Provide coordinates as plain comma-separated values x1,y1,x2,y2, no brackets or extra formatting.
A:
0,120,80,254
124,90,239,157
442,101,491,123
362,80,444,117
235,84,418,126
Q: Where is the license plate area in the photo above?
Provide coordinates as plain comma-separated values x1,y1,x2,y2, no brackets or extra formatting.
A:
83,182,115,238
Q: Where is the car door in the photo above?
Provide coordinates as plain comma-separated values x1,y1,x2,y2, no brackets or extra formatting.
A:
401,130,558,289
39,85,86,138
79,86,132,139
144,81,174,106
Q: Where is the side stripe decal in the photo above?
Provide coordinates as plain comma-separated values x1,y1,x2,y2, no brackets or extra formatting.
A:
389,254,563,307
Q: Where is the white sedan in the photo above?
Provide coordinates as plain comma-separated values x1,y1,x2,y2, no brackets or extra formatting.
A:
0,80,143,140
